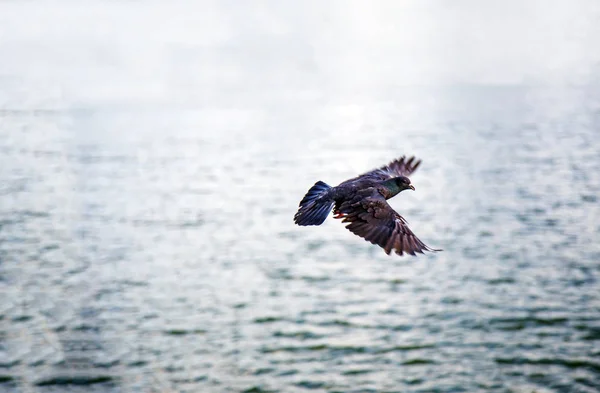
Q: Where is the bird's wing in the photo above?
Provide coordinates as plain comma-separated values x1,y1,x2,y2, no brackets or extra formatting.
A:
352,156,422,182
336,190,438,256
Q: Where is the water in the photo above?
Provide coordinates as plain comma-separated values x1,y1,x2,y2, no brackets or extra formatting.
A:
1,2,600,392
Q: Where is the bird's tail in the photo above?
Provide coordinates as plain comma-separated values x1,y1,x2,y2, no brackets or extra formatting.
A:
294,181,334,226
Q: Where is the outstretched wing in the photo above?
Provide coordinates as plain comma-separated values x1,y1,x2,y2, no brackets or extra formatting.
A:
336,191,439,256
351,156,422,183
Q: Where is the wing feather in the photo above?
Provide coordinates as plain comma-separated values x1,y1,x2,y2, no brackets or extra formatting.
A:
337,192,439,256
350,156,422,183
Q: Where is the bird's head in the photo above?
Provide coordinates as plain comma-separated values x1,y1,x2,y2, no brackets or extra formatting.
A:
382,176,415,198
394,176,415,192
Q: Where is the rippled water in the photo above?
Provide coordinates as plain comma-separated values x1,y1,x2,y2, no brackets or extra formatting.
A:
1,2,600,393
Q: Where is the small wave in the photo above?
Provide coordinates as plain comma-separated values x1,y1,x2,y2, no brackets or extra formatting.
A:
495,357,600,372
272,330,324,340
35,374,115,386
401,358,436,365
489,316,568,330
294,380,327,389
260,343,435,355
580,327,600,340
163,328,206,336
254,316,284,324
487,277,516,285
341,368,374,375
241,386,276,393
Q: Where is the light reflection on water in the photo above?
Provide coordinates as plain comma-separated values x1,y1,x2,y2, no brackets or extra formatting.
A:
1,2,600,392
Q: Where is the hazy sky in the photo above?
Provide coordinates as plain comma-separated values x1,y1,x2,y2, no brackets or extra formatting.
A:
0,0,599,108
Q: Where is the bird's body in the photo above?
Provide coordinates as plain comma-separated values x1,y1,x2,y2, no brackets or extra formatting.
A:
294,156,440,256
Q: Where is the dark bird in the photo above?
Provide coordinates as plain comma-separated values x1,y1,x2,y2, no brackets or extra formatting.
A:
294,156,440,256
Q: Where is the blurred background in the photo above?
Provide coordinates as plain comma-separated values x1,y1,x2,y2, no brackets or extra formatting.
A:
1,1,599,392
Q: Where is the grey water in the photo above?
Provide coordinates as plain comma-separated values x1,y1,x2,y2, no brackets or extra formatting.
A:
1,1,600,392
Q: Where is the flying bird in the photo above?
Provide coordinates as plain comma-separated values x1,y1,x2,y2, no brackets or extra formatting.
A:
294,156,440,256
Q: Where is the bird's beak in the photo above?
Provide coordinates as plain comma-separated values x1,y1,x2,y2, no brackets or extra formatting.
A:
409,185,415,191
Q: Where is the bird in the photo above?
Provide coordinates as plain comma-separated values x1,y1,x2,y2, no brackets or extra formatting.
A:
294,156,440,256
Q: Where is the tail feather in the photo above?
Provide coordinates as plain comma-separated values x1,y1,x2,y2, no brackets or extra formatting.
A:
294,181,334,226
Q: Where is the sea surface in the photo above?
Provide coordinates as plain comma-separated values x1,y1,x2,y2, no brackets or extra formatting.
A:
1,2,600,392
